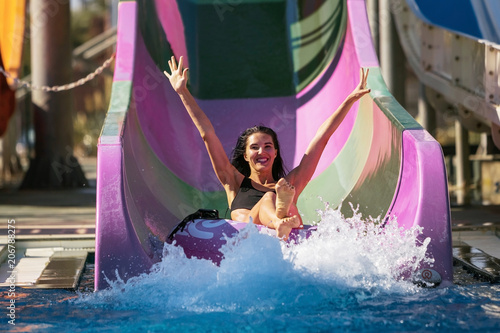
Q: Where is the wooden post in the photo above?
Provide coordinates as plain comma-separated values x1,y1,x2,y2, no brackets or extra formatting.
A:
22,0,87,188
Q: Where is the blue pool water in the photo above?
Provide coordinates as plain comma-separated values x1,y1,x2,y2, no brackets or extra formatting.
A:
3,208,500,332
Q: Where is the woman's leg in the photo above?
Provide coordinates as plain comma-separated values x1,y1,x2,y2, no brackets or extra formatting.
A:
248,191,277,225
275,178,295,218
248,191,300,240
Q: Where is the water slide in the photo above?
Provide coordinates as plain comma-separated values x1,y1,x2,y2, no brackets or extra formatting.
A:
96,0,451,290
392,0,500,148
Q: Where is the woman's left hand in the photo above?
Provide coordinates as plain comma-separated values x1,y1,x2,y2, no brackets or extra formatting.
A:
349,68,370,100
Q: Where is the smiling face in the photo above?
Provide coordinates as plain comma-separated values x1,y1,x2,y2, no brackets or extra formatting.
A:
244,132,277,175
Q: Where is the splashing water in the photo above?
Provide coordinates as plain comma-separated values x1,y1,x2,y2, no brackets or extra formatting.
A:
8,207,500,332
287,206,433,291
72,207,433,326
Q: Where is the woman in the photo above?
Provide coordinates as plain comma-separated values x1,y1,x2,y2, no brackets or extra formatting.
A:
164,56,370,240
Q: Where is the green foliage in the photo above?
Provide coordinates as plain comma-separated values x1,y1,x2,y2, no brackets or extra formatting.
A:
70,0,113,156
71,2,107,49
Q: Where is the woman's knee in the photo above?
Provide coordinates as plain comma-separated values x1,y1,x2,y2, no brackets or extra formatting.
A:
262,191,276,202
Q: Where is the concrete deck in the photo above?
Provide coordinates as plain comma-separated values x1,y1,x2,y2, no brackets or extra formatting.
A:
0,157,96,288
0,157,96,239
0,156,499,285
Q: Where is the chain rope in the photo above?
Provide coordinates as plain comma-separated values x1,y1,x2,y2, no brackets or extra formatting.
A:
0,53,115,92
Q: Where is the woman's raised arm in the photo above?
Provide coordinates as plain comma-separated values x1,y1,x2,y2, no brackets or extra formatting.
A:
164,56,240,188
287,68,371,195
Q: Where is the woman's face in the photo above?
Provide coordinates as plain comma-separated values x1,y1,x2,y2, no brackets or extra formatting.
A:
244,132,277,174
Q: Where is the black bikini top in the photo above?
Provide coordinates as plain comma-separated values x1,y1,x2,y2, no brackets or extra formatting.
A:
230,177,275,212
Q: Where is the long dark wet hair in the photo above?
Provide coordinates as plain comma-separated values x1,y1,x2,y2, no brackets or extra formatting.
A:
230,126,287,180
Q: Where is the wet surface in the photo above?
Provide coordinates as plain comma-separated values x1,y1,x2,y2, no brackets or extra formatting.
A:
453,240,500,283
451,205,500,230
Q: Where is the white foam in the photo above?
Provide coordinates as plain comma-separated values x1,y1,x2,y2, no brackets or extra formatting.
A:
75,206,432,311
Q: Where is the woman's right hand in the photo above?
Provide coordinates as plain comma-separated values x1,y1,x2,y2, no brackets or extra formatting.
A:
164,56,188,93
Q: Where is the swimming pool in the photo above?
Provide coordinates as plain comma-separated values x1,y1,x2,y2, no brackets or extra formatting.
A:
3,209,500,332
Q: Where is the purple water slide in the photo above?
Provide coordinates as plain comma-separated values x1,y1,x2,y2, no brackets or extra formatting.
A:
96,0,452,290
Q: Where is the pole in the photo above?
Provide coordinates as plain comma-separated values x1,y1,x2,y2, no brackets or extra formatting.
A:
22,0,87,188
366,0,380,58
455,120,471,205
379,0,406,107
418,83,436,136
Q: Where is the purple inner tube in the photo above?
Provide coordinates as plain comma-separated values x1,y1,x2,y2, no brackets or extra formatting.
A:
169,219,317,265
